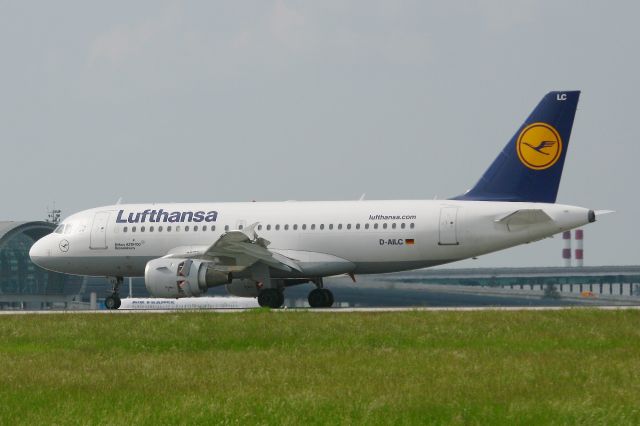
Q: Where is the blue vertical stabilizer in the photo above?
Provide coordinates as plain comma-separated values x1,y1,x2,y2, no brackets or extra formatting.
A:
453,91,580,203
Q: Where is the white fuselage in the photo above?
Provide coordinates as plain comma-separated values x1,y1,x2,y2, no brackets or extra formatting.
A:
30,199,592,279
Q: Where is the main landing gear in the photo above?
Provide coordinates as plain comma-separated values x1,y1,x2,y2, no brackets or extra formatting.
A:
105,276,123,310
257,288,284,309
255,276,335,309
308,278,334,308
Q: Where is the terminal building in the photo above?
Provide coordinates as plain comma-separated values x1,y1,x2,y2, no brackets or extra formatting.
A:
0,221,146,309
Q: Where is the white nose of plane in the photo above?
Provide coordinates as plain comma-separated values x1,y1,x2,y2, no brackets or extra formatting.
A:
29,236,51,269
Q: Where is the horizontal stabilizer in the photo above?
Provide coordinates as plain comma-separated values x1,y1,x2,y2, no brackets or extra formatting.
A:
495,209,553,227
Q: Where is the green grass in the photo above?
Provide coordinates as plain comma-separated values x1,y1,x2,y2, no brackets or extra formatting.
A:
1,309,640,425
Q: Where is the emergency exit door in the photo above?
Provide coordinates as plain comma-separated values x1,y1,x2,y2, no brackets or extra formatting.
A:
438,207,459,245
90,211,110,249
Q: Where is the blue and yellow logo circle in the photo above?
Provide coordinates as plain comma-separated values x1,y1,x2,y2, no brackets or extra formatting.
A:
516,122,562,170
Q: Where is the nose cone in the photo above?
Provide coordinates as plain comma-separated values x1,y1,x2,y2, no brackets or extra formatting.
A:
29,237,50,269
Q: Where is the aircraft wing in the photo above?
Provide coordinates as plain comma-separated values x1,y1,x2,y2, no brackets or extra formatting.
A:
163,223,302,273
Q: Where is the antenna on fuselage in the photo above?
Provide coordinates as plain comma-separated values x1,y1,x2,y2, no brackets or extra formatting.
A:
359,193,366,201
115,197,123,205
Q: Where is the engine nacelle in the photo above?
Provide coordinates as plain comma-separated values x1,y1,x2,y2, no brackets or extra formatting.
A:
144,258,232,298
225,279,260,298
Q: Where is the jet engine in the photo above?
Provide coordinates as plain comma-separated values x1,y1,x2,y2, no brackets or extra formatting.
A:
225,279,260,298
144,258,232,298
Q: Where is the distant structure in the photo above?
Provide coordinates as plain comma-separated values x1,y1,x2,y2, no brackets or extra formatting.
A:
46,204,61,225
561,229,585,267
575,229,584,267
562,231,572,267
0,221,82,309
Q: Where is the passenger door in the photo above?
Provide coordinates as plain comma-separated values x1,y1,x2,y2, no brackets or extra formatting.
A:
90,211,110,249
438,207,459,245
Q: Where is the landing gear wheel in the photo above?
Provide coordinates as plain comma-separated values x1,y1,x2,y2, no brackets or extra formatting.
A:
258,289,284,308
322,289,334,307
105,295,121,310
308,288,333,308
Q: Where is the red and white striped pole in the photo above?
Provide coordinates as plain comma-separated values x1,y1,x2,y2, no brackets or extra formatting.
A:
562,231,572,267
575,229,584,267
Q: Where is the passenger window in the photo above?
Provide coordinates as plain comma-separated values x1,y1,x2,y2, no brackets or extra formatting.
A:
356,224,360,230
275,225,280,231
365,224,369,230
338,224,342,230
284,224,289,230
410,223,415,229
159,226,163,232
320,224,324,230
224,225,229,231
346,224,351,230
194,226,198,232
267,225,271,231
212,226,216,231
302,224,306,230
392,223,396,229
258,225,262,231
383,223,387,229
149,226,154,232
311,224,315,230
202,226,207,231
239,225,243,230
185,226,190,232
373,223,378,230
401,223,406,229
167,226,172,232
132,226,137,232
176,226,181,232
293,224,298,230
329,224,333,230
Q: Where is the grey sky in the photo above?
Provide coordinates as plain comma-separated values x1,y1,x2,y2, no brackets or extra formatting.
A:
0,1,637,268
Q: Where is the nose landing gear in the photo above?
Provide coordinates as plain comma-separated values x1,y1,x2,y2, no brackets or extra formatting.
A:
105,276,123,310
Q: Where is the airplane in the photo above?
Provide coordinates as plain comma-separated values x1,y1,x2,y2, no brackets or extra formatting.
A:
29,91,608,309
119,296,260,310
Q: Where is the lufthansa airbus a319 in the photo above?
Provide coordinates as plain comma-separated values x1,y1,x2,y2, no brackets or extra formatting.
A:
30,91,610,309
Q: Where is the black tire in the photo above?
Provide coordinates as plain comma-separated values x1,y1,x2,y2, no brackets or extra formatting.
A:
308,288,327,308
105,295,120,310
258,289,283,308
322,289,334,307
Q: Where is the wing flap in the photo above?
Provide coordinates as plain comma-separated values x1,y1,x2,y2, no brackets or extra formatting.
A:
160,223,302,273
206,224,302,272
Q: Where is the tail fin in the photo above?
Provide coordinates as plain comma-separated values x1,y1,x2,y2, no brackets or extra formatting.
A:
453,91,580,203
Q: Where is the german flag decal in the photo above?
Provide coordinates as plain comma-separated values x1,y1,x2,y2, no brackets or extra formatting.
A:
405,239,415,245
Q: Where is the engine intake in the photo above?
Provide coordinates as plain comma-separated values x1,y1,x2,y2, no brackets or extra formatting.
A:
144,258,232,298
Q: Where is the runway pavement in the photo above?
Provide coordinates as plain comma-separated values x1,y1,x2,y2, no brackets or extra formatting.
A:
1,305,640,315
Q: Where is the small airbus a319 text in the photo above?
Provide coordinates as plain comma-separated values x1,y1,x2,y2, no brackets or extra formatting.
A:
30,91,609,309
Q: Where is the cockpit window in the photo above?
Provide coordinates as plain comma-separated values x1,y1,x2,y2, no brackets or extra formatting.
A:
54,225,64,234
64,224,73,234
